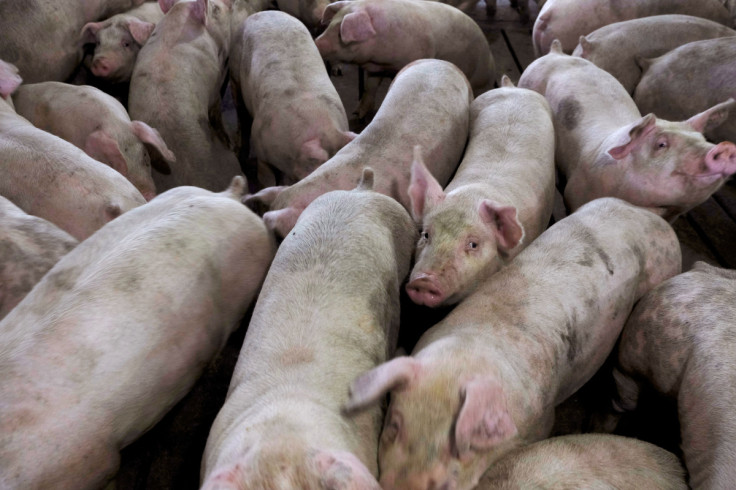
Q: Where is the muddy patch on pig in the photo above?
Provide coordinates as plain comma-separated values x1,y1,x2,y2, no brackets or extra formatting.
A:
558,96,582,131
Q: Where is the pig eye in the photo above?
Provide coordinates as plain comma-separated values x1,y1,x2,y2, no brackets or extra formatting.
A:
122,40,131,49
656,138,668,150
421,231,429,241
468,241,478,250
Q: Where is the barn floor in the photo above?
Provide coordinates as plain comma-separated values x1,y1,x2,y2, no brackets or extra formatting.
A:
116,1,735,487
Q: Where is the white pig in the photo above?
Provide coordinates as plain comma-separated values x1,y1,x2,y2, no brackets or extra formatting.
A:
80,1,165,83
476,434,687,489
233,11,355,186
342,197,681,490
129,0,243,193
0,62,146,241
13,81,175,201
244,59,472,240
519,41,736,222
201,169,415,489
0,196,78,321
533,0,733,56
0,176,274,490
572,15,736,95
406,77,556,307
612,261,736,489
634,37,736,145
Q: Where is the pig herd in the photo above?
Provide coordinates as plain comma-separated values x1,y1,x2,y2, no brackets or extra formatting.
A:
1,0,736,489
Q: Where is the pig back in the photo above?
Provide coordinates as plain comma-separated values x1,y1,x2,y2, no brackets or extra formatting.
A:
0,180,273,490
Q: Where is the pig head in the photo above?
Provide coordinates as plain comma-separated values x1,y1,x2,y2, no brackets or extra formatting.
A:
406,148,524,307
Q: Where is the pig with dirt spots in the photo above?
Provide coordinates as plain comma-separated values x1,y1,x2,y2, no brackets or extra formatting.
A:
573,15,736,95
275,0,330,30
245,58,472,239
201,169,415,490
0,176,274,490
634,37,736,145
232,11,355,186
129,0,243,193
533,0,733,56
342,197,681,490
0,0,147,83
0,196,78,321
0,63,145,240
314,0,494,117
610,261,736,489
13,82,175,201
519,41,736,222
476,434,687,489
406,77,555,308
80,2,165,83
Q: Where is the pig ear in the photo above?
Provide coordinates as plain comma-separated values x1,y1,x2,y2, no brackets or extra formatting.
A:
479,200,524,253
316,450,381,490
224,175,248,200
80,22,103,45
126,19,156,45
131,120,175,174
321,1,350,25
577,35,593,58
299,137,330,166
189,0,208,23
340,10,376,44
356,167,374,191
500,75,515,88
263,206,302,240
549,39,563,54
243,186,287,215
158,0,178,14
455,378,517,458
85,130,129,176
686,98,736,134
343,356,420,415
408,145,445,221
0,61,22,99
607,113,657,160
634,55,653,73
201,462,248,490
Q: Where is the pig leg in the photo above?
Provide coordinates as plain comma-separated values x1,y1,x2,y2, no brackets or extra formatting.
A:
355,74,385,120
611,367,641,413
517,0,531,23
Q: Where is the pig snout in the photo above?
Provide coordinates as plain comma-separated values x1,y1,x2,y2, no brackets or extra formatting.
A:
90,57,113,78
704,141,736,178
142,190,157,201
406,273,445,307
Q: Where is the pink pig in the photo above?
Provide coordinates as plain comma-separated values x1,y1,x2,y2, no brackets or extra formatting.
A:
342,198,680,490
406,77,556,308
519,40,736,222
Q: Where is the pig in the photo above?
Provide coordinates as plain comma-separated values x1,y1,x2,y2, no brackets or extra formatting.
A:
0,196,78,321
610,261,736,489
573,15,736,95
634,37,736,145
0,176,275,490
0,59,22,110
275,0,329,30
201,169,415,490
314,0,495,117
533,0,733,56
232,11,355,187
244,58,472,239
341,197,681,490
518,41,736,222
476,434,687,489
0,0,146,83
12,81,175,201
406,77,556,308
129,0,244,193
486,0,546,23
80,1,165,83
0,63,146,240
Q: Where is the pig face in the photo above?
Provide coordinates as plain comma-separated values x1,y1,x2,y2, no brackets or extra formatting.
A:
345,357,518,490
569,100,736,221
314,1,378,65
406,150,524,307
82,17,156,82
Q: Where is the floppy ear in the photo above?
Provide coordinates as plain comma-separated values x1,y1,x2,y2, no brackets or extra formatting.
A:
478,200,524,253
686,98,735,134
126,18,156,45
263,206,302,240
340,9,376,44
131,120,175,174
607,113,657,160
343,356,420,414
158,0,177,14
408,145,445,222
455,378,517,458
243,186,287,215
80,22,103,45
321,0,350,25
577,35,593,58
0,60,22,99
85,130,129,176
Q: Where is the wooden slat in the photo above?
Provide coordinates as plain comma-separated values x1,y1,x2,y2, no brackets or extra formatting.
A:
686,198,736,269
488,32,521,85
671,217,720,271
713,184,736,223
504,29,537,73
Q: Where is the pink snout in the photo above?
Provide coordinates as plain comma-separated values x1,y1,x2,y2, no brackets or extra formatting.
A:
91,57,113,78
705,141,736,177
406,273,445,308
